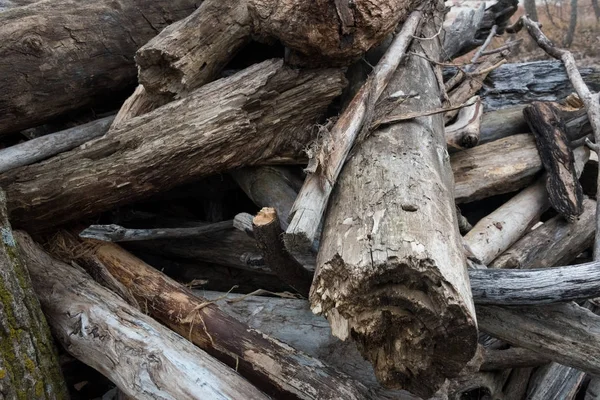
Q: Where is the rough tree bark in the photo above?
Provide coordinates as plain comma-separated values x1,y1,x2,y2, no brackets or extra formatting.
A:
0,60,345,232
310,9,478,397
524,0,539,20
0,191,68,399
564,0,578,48
0,0,199,135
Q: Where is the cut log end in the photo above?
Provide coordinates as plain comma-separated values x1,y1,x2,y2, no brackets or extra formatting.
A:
253,207,278,226
310,254,478,398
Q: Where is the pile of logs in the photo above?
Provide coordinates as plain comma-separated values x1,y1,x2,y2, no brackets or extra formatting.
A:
2,0,600,399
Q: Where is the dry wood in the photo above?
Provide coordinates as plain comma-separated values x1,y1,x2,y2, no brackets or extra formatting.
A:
480,347,550,371
452,134,542,204
526,363,584,400
79,220,233,242
310,11,478,397
57,238,373,400
501,368,535,400
491,197,596,269
285,10,421,253
445,96,483,150
0,116,113,173
586,375,600,399
0,60,345,232
136,0,251,98
252,208,312,296
18,232,270,400
445,370,510,400
0,191,68,399
0,0,198,136
525,101,583,220
463,146,589,264
233,212,255,237
110,85,170,128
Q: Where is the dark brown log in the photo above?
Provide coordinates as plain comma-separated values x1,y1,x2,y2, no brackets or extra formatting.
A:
0,0,198,136
0,191,68,399
491,197,595,269
480,347,550,371
55,237,373,400
0,60,345,232
252,208,312,296
524,102,583,220
18,232,270,400
310,10,478,397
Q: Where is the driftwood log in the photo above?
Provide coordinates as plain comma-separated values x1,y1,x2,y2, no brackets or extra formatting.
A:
526,363,584,400
0,191,68,399
0,0,198,135
0,60,345,232
310,11,478,397
18,232,270,400
480,347,550,371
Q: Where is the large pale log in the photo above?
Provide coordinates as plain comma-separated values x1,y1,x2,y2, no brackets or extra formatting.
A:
0,0,199,136
0,60,345,232
17,232,270,400
0,191,68,399
310,12,477,397
491,197,595,269
61,239,373,400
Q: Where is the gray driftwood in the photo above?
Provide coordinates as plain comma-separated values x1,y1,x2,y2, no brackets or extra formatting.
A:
480,347,549,371
526,363,584,400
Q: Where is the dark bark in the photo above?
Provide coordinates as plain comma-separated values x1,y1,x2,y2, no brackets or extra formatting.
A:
480,347,550,371
524,0,539,21
564,0,578,48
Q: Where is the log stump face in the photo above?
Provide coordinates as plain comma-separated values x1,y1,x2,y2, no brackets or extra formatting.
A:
248,0,423,65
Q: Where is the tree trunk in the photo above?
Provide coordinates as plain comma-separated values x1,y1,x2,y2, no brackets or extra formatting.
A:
0,60,345,232
592,0,600,20
17,231,270,400
564,0,578,47
0,0,199,136
524,0,539,21
0,191,68,399
310,10,478,398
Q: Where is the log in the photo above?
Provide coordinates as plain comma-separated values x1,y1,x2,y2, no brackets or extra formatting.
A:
136,0,251,98
252,208,312,296
58,238,373,400
480,347,550,371
491,197,595,269
445,96,483,150
524,101,583,220
310,11,478,397
17,232,270,400
586,376,600,399
0,60,346,231
110,85,170,128
0,191,68,399
0,116,113,174
526,363,584,400
248,0,419,65
463,146,589,265
452,134,542,204
502,368,535,400
0,0,199,136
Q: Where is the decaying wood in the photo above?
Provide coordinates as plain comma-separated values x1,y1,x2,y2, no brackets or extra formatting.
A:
285,10,421,253
445,96,483,150
502,368,535,400
0,0,198,136
57,238,373,400
310,12,478,397
491,197,596,269
480,347,550,371
445,370,510,400
526,363,584,400
0,116,113,174
452,134,542,204
136,0,251,98
463,146,589,264
252,208,312,296
525,101,583,220
18,232,270,400
0,191,68,399
0,60,345,232
79,220,233,242
110,85,170,129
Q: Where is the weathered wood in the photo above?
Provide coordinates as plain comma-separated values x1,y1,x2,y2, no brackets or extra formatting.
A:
0,60,345,232
452,134,542,204
233,213,255,237
310,12,477,397
463,146,589,264
110,85,170,129
58,239,373,400
0,116,113,174
585,375,600,399
136,0,251,98
491,197,596,269
18,232,270,400
79,220,233,242
0,0,199,136
480,347,550,371
445,370,510,400
284,10,421,253
525,101,583,220
526,363,584,400
0,191,68,399
502,368,535,400
252,208,312,295
445,96,483,151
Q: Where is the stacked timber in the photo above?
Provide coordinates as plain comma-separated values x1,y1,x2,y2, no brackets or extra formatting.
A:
1,0,600,399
